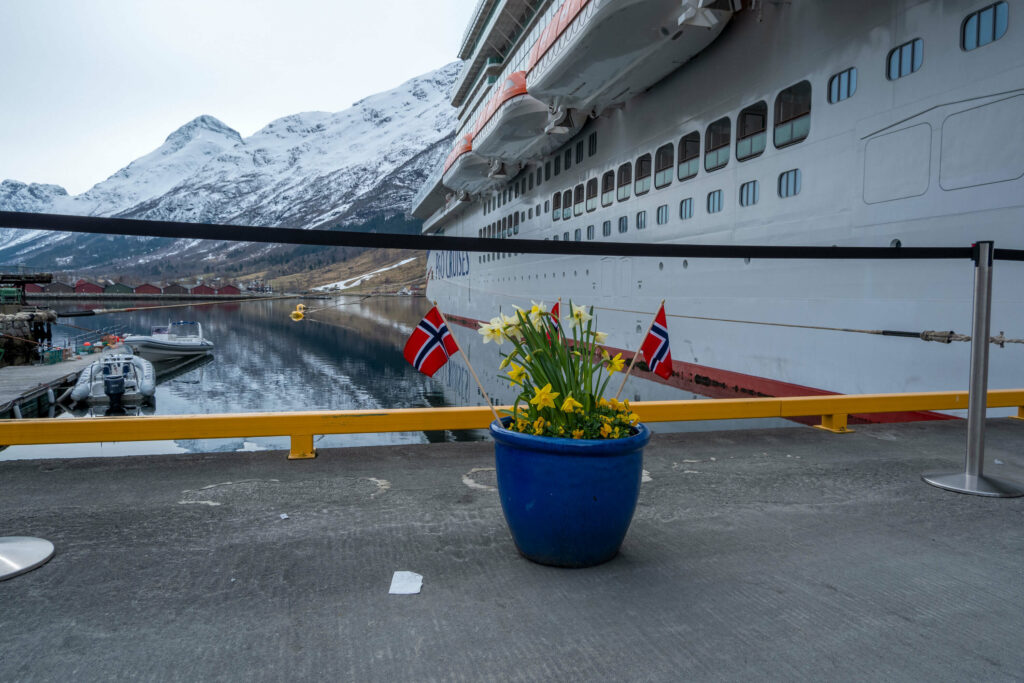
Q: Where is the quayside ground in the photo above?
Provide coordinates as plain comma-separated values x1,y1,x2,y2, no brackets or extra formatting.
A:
2,419,1023,681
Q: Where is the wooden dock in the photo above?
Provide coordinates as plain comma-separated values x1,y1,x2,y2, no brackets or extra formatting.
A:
0,355,95,418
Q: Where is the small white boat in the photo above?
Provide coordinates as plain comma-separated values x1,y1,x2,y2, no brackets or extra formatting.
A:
125,321,214,361
70,352,156,407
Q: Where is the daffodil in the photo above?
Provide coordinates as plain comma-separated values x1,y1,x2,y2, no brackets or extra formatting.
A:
528,300,548,326
529,383,559,410
560,395,583,413
594,330,608,344
478,319,505,344
571,303,592,324
499,356,510,369
607,353,625,374
507,363,526,383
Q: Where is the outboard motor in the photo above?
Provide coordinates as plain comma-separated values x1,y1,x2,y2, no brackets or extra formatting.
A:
102,364,126,410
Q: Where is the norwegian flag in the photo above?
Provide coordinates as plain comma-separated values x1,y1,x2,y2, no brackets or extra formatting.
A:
550,301,560,322
403,306,459,377
546,301,561,342
640,303,673,379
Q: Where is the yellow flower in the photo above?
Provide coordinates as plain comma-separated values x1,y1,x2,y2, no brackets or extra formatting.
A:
478,319,505,344
529,300,548,325
613,427,621,439
507,363,526,383
598,397,610,408
532,416,546,435
499,356,510,369
557,426,565,435
560,395,583,413
594,330,608,344
571,429,584,439
600,422,612,438
571,303,592,324
628,412,640,425
607,353,625,374
609,397,623,411
529,383,559,410
601,349,610,361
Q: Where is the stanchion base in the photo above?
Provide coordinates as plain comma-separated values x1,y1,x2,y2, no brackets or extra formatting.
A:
922,472,1024,498
0,536,55,581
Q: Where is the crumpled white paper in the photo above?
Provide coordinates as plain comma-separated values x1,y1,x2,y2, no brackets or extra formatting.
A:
389,571,423,595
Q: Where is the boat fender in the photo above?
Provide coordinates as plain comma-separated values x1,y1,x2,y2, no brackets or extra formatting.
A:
132,356,157,397
70,364,95,403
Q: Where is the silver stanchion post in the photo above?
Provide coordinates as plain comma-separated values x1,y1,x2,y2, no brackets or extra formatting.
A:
0,536,55,581
923,241,1024,497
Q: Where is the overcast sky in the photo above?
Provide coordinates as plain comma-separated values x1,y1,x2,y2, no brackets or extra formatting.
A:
0,0,477,194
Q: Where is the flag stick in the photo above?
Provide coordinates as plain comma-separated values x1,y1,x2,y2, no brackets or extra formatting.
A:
434,303,502,424
615,299,665,400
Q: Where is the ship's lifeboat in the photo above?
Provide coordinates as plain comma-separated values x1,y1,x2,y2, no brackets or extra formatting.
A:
471,72,552,163
441,134,492,195
527,0,733,115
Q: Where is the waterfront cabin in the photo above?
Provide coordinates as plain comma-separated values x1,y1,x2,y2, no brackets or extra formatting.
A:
190,283,216,295
74,280,103,295
43,281,73,294
104,282,134,295
162,283,188,295
135,283,161,294
216,284,240,296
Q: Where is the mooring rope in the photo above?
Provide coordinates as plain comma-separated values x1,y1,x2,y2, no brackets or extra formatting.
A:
54,294,301,318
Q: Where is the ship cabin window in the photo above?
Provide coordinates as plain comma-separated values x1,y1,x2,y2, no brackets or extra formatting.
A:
564,149,572,170
707,189,723,214
887,39,923,80
514,183,519,199
678,131,700,181
528,208,533,219
536,203,541,215
554,156,561,176
601,171,615,206
617,163,632,201
552,193,561,220
588,132,597,157
739,180,759,207
737,101,767,161
778,168,802,197
636,210,647,230
514,213,520,234
963,2,1008,50
576,141,584,164
618,216,628,233
528,174,534,191
562,190,572,220
545,161,551,181
828,67,857,103
553,234,559,241
587,224,595,240
536,168,543,186
544,200,550,213
680,197,694,220
656,204,669,225
573,184,584,216
654,143,673,189
563,231,570,241
586,178,598,212
774,81,811,147
705,118,731,172
635,154,652,195
574,228,582,241
602,220,612,237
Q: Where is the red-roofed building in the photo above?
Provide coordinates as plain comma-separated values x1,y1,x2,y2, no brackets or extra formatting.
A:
24,283,44,293
216,284,241,296
135,283,161,294
162,283,188,295
75,279,103,294
190,283,216,295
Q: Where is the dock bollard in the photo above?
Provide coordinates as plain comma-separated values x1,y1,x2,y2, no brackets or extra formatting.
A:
923,241,1024,497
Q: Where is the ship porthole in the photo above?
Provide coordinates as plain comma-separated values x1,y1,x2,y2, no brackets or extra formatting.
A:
658,262,664,270
683,260,689,269
744,257,751,265
891,239,902,248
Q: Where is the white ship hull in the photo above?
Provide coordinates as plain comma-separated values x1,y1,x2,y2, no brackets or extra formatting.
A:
421,0,1024,413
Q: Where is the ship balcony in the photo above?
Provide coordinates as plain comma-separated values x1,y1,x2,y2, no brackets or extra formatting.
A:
526,0,732,115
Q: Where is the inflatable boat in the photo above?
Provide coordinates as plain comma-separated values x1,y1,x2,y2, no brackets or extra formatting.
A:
70,352,156,407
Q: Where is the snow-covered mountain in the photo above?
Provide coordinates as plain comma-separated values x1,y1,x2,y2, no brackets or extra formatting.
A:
0,62,459,273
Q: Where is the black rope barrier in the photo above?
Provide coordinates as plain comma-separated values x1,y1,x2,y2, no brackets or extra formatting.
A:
2,210,1019,261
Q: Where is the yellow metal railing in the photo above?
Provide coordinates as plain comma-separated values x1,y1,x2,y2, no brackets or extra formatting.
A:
1,390,1021,459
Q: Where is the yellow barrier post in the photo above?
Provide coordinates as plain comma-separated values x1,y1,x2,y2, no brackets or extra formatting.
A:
815,413,852,434
1012,405,1024,421
289,434,316,459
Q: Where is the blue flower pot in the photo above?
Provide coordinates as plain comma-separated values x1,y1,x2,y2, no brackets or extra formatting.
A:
490,418,650,568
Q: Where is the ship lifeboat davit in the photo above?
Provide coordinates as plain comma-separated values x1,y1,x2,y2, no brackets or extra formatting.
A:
527,0,733,115
441,134,492,195
471,72,551,163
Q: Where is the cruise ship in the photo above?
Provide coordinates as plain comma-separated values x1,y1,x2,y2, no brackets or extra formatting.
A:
411,0,1024,409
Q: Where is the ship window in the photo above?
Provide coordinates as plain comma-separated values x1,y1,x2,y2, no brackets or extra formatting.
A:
739,180,760,207
963,2,1008,50
707,189,723,214
553,234,559,241
545,161,551,181
536,168,543,186
564,149,572,170
544,200,550,213
737,101,767,161
678,131,700,181
587,224,595,240
528,174,534,191
656,204,669,225
618,216,628,233
828,67,857,103
554,156,561,176
778,168,802,198
680,197,694,220
636,210,647,230
588,132,597,157
552,193,561,220
528,208,533,219
514,183,519,199
514,213,520,234
887,39,923,80
602,220,612,237
564,231,570,241
617,163,632,201
586,178,598,212
654,143,674,189
601,171,615,206
634,154,652,195
537,203,542,215
573,184,584,216
562,190,572,220
705,117,731,172
574,228,582,241
576,141,584,164
774,81,811,147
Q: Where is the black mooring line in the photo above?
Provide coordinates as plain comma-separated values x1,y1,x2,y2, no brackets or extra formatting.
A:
0,210,991,261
